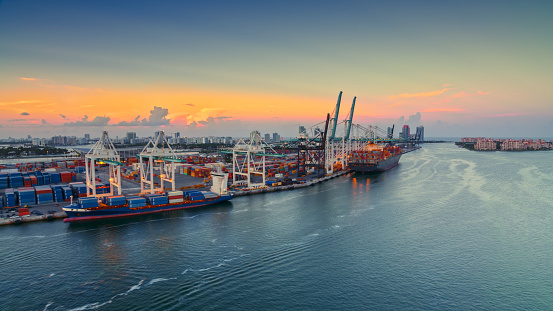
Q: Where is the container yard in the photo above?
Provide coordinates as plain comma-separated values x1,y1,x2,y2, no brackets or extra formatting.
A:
0,149,355,225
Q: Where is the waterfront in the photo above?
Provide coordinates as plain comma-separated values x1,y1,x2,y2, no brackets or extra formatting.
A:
1,143,553,310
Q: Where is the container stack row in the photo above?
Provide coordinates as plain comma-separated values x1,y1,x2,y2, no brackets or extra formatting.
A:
78,197,98,208
0,171,75,189
1,182,95,207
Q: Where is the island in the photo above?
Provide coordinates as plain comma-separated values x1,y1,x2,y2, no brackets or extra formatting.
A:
456,138,553,151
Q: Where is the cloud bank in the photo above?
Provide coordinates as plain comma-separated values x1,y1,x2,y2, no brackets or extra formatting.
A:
63,115,111,126
115,106,171,126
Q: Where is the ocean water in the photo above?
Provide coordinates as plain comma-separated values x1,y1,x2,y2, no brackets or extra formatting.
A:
1,143,553,310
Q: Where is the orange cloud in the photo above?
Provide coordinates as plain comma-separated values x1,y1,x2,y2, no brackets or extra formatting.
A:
389,88,452,99
19,77,37,81
451,90,489,98
186,108,227,124
0,100,43,106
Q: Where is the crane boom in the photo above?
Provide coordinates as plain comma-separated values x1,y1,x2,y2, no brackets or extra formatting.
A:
344,96,356,140
329,91,342,140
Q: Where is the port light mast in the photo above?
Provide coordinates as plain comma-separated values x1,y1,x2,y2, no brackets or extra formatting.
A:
139,131,178,194
85,131,122,198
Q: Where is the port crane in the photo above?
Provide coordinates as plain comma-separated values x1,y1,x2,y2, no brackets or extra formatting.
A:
324,92,342,175
296,113,330,177
139,131,183,194
227,131,285,189
339,96,356,169
324,92,358,175
84,131,123,197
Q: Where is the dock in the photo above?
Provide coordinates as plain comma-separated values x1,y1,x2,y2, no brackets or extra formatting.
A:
0,169,353,226
231,170,351,197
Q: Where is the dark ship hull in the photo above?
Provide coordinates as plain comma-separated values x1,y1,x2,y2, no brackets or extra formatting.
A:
348,154,401,172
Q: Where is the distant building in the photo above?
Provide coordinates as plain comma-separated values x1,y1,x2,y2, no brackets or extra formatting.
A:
475,138,497,150
400,125,410,140
126,132,137,141
415,126,425,141
84,133,90,140
299,126,306,134
314,127,322,137
250,131,261,144
272,132,280,143
51,135,77,146
264,133,271,143
387,127,394,139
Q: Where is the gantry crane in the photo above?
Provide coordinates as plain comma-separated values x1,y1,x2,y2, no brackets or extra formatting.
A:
139,131,180,194
84,131,123,197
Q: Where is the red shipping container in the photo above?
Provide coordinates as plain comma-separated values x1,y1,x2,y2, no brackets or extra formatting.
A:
19,208,30,216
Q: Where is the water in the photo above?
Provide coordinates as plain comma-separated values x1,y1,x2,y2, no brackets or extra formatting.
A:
1,143,553,310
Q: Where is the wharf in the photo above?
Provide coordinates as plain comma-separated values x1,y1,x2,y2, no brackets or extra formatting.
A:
0,211,66,225
0,170,353,225
231,170,351,197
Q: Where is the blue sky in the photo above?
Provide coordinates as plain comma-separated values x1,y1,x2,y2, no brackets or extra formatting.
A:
1,0,552,138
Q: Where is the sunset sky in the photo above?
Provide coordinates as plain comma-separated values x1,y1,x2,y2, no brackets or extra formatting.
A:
1,1,552,139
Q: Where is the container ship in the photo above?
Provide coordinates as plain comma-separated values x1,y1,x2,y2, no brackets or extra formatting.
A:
347,144,402,172
63,172,232,222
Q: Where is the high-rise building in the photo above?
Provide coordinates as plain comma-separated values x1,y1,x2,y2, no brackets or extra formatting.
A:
314,127,322,137
264,133,271,143
415,126,425,141
299,126,306,134
400,125,410,140
50,135,77,146
126,132,137,141
84,133,90,140
272,132,280,143
387,127,394,139
175,132,180,138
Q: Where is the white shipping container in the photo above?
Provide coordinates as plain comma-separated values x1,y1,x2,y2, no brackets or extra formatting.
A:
0,169,19,173
169,198,184,203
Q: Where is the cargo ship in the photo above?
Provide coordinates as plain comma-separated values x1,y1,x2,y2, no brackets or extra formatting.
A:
63,172,232,222
347,144,402,172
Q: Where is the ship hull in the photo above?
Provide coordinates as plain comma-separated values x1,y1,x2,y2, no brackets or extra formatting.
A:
348,154,401,172
63,194,233,222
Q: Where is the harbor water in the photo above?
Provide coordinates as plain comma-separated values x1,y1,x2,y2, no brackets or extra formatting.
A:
1,143,553,310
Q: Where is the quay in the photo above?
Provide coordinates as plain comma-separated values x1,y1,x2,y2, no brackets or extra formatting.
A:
231,169,351,197
0,169,353,226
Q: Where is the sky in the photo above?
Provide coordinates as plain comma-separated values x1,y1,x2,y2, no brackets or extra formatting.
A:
1,0,552,139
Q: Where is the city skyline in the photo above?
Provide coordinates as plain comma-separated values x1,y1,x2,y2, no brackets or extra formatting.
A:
1,1,552,138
